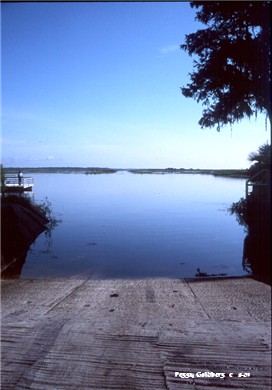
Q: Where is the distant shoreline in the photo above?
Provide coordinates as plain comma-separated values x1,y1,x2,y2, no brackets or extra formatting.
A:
4,167,249,178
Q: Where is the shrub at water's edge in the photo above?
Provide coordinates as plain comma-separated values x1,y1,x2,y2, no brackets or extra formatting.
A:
1,194,61,227
229,143,271,226
229,144,271,284
229,198,249,229
1,194,62,277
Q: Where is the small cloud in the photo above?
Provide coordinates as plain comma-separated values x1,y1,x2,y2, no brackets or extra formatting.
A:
47,156,55,160
159,44,180,55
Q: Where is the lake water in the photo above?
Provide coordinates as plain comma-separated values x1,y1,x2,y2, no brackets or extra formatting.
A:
21,172,247,279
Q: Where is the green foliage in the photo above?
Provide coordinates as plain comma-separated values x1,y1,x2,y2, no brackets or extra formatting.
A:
37,196,62,230
248,143,271,178
181,1,271,130
229,197,249,229
37,197,62,252
248,143,271,164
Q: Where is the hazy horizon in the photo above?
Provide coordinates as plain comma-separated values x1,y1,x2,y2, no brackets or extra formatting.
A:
3,165,249,171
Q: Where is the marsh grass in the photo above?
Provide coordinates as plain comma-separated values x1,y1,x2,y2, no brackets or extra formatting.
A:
85,169,118,175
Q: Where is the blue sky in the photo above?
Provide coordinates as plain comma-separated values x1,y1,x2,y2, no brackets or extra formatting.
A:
1,2,270,169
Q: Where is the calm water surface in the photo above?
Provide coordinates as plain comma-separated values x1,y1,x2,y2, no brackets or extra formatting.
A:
21,172,247,279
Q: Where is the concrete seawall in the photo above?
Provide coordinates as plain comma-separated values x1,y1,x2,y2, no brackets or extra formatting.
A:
1,277,271,389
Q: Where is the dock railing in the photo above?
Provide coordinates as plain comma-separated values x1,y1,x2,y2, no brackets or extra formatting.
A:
2,175,34,189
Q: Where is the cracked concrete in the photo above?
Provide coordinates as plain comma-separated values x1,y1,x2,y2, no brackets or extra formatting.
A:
1,277,271,389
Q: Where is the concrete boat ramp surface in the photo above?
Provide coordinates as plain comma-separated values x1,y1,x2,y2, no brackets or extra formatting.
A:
1,277,271,389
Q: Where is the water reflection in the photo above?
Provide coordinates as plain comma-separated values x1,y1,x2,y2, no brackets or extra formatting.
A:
3,172,248,279
242,217,271,285
1,251,28,279
243,231,271,285
230,189,271,285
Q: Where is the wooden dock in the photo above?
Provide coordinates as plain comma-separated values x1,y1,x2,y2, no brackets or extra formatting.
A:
1,175,34,193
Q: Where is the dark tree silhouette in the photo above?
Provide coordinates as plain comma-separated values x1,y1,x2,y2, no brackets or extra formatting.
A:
248,143,271,178
181,1,271,131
